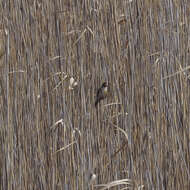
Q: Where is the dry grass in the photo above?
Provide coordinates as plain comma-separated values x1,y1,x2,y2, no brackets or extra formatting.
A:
1,0,190,189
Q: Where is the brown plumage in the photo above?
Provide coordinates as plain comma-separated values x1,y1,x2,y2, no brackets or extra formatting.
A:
95,82,108,107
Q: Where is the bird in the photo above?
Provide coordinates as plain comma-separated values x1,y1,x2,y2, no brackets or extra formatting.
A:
95,82,108,107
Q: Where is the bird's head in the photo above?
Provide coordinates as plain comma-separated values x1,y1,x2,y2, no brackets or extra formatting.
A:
102,82,108,88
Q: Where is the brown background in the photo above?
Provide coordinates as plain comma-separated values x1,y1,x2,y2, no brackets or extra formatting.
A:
0,0,190,189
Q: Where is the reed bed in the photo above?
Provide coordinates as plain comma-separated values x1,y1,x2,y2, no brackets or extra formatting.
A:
1,0,190,189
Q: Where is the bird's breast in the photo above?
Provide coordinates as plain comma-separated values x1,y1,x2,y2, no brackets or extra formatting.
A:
103,87,108,94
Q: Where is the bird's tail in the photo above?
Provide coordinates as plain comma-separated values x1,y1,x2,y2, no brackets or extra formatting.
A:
95,99,99,107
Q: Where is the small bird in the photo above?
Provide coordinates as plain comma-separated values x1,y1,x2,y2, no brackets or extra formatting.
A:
95,82,108,107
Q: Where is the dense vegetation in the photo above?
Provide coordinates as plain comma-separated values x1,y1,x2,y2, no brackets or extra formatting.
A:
1,0,190,189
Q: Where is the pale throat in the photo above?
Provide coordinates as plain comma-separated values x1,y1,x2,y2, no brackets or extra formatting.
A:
104,87,108,93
